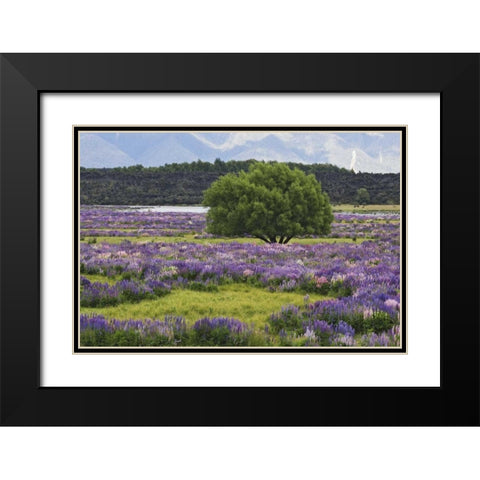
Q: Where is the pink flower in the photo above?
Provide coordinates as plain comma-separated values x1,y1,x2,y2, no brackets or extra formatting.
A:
363,307,373,319
315,276,328,287
384,299,400,310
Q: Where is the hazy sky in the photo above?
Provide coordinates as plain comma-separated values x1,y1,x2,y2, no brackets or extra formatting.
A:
80,130,402,173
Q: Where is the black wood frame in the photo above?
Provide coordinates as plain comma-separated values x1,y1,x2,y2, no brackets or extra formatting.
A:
0,54,478,425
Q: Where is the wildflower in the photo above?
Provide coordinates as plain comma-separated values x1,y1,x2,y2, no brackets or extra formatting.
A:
304,327,316,340
363,307,373,319
315,276,328,288
384,298,400,310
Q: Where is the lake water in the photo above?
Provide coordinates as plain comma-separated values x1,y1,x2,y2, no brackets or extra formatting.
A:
107,205,398,216
120,205,209,213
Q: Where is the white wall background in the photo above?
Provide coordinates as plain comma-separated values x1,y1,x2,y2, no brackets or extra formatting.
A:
41,93,440,388
1,2,479,479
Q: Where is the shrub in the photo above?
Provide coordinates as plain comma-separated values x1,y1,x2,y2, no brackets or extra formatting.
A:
362,310,397,334
268,305,304,335
191,317,253,346
186,281,219,292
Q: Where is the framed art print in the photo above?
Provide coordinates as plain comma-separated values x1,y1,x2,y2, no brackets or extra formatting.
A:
73,125,406,354
1,54,478,425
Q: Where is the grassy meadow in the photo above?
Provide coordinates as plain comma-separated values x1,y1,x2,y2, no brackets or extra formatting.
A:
80,205,401,348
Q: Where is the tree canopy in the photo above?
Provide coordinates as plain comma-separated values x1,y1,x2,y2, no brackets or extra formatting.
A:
356,187,370,205
202,162,333,244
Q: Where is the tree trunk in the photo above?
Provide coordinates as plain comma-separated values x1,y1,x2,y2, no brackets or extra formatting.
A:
254,235,271,243
254,235,293,244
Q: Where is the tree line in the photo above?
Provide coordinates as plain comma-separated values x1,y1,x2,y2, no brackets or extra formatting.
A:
80,159,400,205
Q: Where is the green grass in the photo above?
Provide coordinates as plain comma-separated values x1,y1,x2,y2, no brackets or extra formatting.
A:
81,234,368,245
82,273,119,284
80,283,329,328
332,204,400,212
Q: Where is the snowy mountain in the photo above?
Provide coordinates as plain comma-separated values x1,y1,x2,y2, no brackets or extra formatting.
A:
79,134,136,168
79,130,401,173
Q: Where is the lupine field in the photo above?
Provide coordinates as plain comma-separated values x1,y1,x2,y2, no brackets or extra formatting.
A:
79,206,401,348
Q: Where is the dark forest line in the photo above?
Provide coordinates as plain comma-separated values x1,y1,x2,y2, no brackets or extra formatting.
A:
80,159,400,205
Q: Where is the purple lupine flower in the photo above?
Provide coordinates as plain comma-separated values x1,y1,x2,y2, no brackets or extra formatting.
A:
330,334,356,346
80,207,401,347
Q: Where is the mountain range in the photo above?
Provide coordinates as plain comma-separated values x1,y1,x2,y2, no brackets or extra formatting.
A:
79,131,401,173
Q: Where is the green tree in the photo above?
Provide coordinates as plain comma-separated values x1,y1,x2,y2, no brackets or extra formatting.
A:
356,187,370,205
203,162,333,244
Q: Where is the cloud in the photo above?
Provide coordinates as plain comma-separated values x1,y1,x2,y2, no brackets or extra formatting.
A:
192,132,273,150
192,131,298,151
349,150,357,172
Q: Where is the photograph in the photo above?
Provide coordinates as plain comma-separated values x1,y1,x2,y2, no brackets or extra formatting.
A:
1,51,478,434
76,127,405,351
